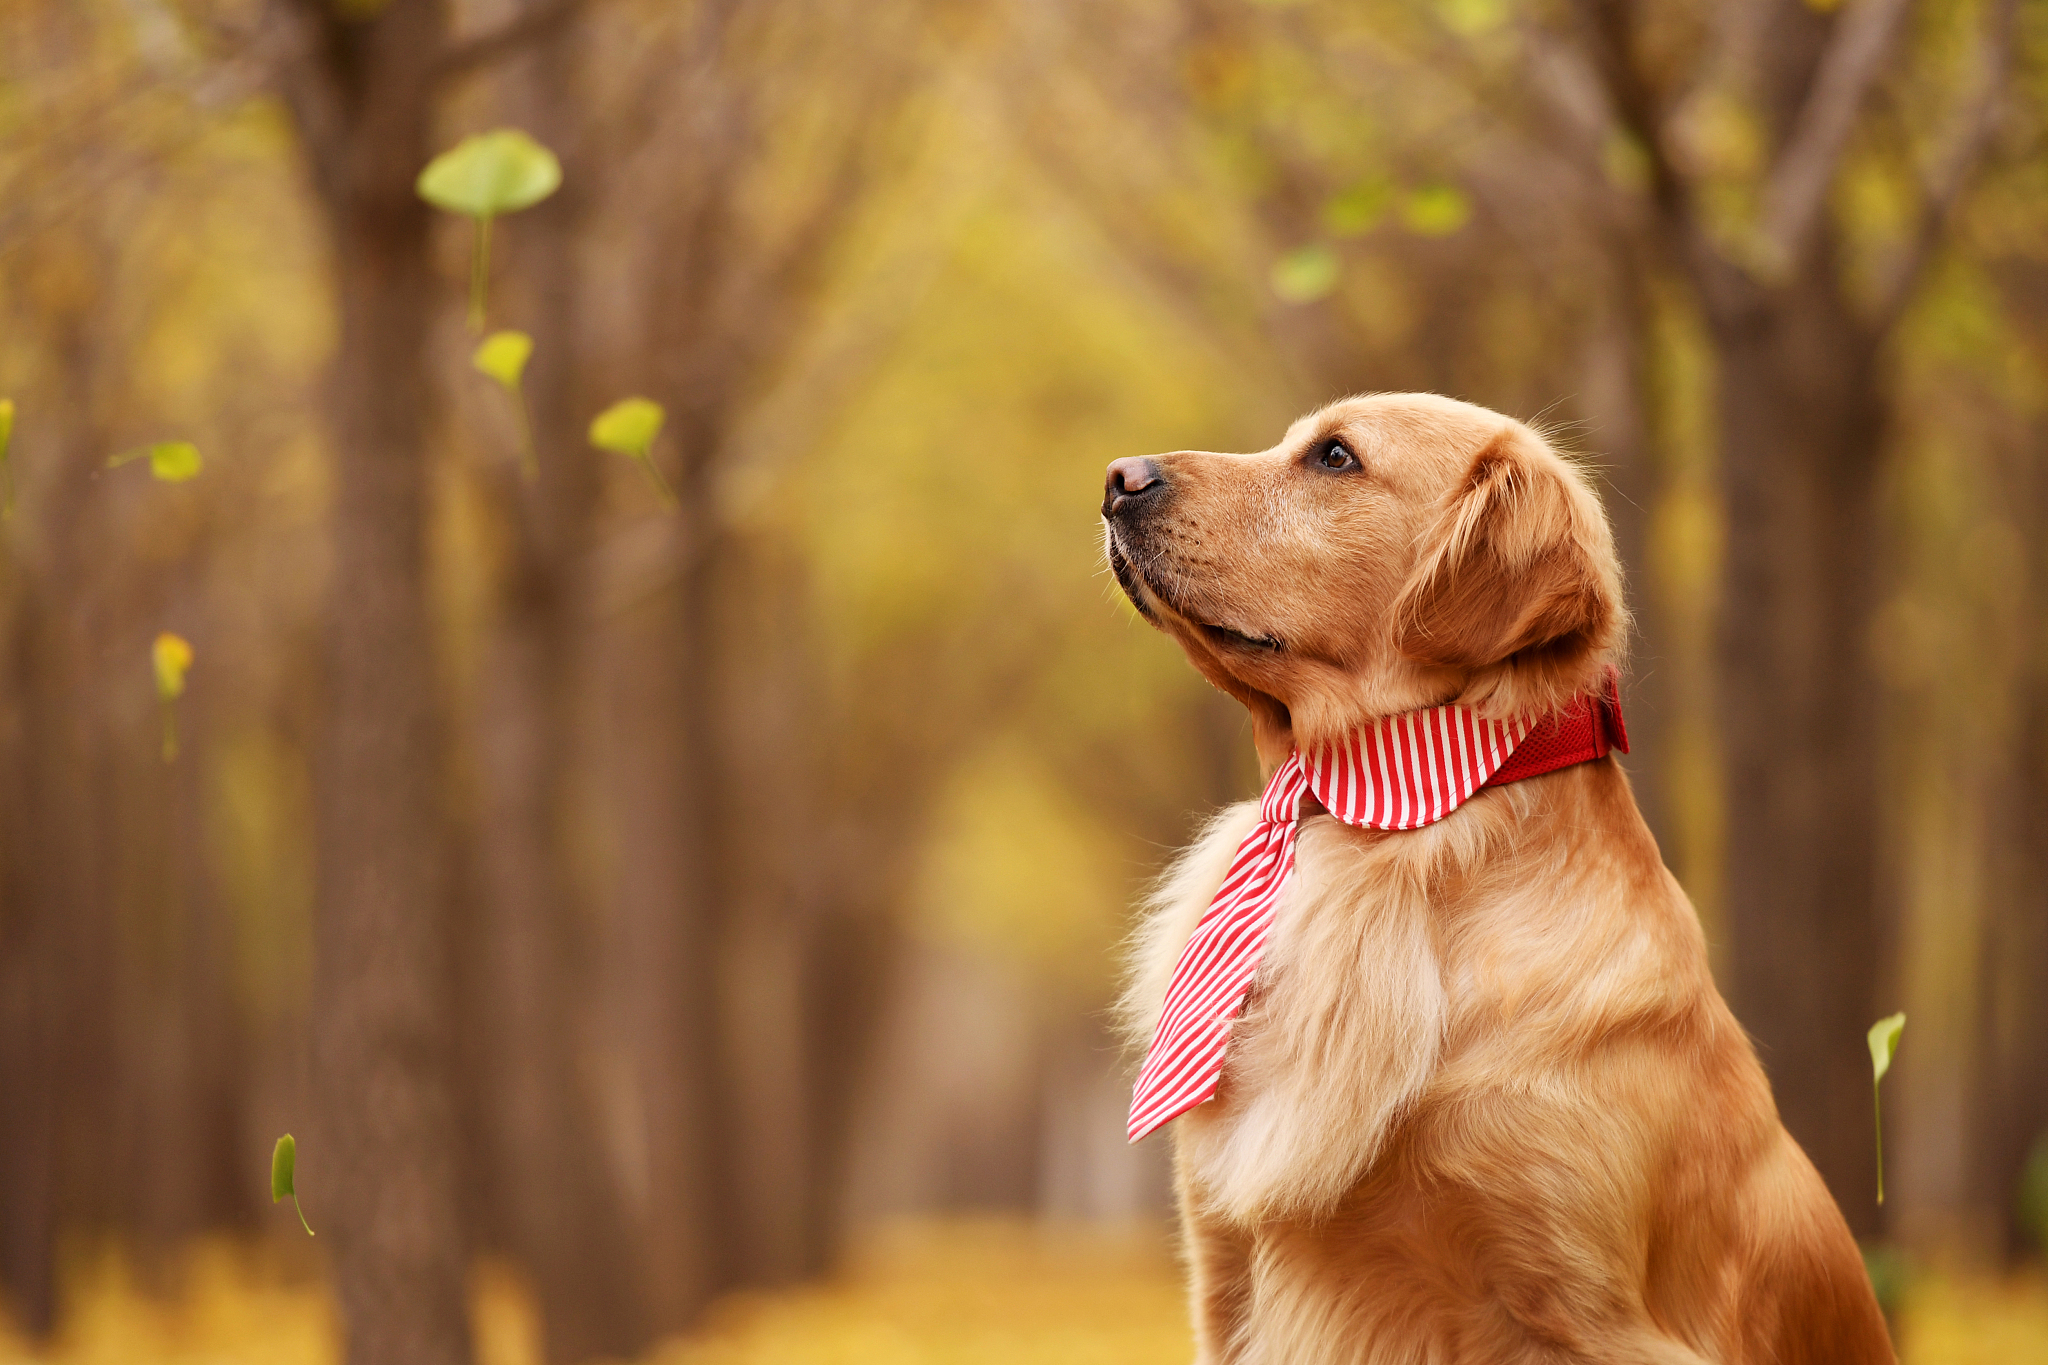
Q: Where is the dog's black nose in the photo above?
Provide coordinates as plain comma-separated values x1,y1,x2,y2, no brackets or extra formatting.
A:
1104,457,1165,517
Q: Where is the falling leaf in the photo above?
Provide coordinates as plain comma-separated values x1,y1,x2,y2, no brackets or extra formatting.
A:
153,633,192,763
1860,1240,1911,1320
589,398,675,507
1868,1012,1904,1204
589,397,666,456
108,440,203,482
148,441,202,482
0,397,14,519
2019,1134,2048,1256
1867,1012,1905,1083
416,129,563,332
1270,244,1339,304
153,632,192,700
417,130,562,220
1401,184,1472,237
1322,181,1391,238
270,1133,294,1201
271,1134,315,1236
474,332,539,479
473,331,534,391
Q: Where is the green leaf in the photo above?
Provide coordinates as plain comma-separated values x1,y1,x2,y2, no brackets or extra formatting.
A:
1401,184,1472,237
1322,180,1391,238
153,632,192,701
589,397,666,456
108,440,202,481
1868,1012,1904,1204
271,1134,314,1236
2018,1132,2048,1256
1270,243,1340,304
474,330,534,391
271,1133,295,1202
1859,1240,1910,1319
416,130,559,330
416,129,562,220
1868,1012,1905,1083
148,441,202,482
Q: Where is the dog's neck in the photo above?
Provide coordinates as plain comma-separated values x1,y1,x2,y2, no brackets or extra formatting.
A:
1250,656,1624,777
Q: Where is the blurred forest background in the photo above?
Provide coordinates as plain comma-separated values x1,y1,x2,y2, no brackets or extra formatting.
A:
3,0,2048,1361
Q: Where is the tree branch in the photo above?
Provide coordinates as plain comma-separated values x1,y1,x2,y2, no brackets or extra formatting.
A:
259,0,350,209
1564,0,1695,246
1871,0,2017,333
1559,0,1777,326
434,0,590,82
1758,0,1916,276
1515,24,1667,241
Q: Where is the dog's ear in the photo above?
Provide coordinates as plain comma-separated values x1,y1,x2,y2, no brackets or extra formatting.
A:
1392,427,1618,674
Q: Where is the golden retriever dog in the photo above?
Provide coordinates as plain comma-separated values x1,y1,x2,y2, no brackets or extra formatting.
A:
1101,394,1891,1364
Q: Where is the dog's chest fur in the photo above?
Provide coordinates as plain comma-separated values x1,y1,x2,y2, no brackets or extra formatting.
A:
1123,797,1489,1223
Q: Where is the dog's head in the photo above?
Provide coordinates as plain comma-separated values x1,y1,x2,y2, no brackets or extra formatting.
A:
1102,393,1625,767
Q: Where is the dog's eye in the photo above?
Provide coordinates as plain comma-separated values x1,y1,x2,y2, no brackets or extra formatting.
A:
1316,440,1358,472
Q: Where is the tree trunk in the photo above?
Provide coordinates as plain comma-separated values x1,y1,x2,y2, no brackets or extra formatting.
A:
293,6,473,1363
1578,278,1669,845
603,510,730,1328
467,31,655,1361
587,264,733,1316
715,543,903,1285
1972,433,2048,1259
0,521,97,1344
1709,271,1886,1234
0,289,120,1337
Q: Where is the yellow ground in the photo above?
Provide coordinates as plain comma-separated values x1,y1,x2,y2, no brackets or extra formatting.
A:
1,1220,2043,1364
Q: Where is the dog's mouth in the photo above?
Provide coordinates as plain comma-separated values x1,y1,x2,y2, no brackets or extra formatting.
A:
1195,619,1284,653
1106,534,1283,653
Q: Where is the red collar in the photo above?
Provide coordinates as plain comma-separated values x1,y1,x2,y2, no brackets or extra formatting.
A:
1484,665,1629,788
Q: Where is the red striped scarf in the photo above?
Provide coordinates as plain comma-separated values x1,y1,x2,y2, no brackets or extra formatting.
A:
1126,670,1627,1143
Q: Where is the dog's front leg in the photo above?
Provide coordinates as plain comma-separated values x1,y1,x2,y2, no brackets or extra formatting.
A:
1176,1158,1253,1364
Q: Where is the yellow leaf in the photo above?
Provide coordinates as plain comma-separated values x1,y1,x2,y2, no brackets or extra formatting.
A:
149,441,202,482
589,397,666,455
154,632,193,700
473,331,533,390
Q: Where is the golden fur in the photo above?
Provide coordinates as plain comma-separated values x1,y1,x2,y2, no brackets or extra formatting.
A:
1103,395,1891,1364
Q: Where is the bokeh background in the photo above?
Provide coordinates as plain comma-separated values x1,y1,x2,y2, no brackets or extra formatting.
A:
3,0,2048,1361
